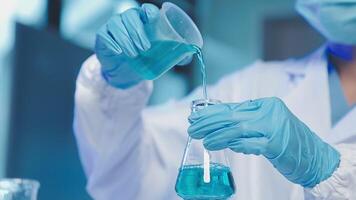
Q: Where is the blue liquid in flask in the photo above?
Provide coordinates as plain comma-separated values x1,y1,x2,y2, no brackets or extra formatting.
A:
128,40,197,80
175,163,235,200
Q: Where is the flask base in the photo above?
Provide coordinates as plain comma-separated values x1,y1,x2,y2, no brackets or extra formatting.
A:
175,163,235,200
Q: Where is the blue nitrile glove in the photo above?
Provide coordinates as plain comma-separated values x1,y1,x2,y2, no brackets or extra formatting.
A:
95,3,192,89
95,4,158,89
188,97,340,188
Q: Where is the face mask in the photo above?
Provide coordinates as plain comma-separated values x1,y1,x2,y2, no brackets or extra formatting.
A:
296,0,356,45
327,43,354,60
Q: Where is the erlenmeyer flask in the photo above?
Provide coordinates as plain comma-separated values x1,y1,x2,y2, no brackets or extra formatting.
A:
175,99,235,200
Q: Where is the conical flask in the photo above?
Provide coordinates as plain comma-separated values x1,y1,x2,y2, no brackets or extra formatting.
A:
175,99,235,200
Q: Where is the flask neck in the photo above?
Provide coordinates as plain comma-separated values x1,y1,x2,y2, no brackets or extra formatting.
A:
191,99,221,113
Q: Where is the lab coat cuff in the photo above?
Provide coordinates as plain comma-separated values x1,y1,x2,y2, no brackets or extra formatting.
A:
304,144,356,199
77,54,153,103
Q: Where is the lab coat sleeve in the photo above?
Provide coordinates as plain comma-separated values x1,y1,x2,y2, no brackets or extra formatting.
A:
304,144,356,199
73,55,154,199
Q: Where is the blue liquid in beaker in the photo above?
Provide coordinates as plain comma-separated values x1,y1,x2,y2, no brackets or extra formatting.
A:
175,163,235,200
128,40,197,80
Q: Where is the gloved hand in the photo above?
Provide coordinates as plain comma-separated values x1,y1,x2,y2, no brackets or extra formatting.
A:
95,3,192,89
188,97,340,188
95,4,158,89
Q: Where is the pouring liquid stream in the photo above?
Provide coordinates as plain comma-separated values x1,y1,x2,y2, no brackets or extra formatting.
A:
194,46,208,100
175,44,236,200
192,46,210,183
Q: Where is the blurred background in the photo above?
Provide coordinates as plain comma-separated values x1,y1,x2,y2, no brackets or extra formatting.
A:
0,0,324,199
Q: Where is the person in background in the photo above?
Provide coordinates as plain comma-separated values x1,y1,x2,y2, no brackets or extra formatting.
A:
73,0,356,199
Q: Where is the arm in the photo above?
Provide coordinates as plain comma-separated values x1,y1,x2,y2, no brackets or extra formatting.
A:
74,55,154,199
188,97,341,192
74,55,251,199
74,3,210,198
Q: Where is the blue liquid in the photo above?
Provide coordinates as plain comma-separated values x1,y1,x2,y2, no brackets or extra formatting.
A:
193,47,208,100
129,41,197,80
175,163,235,200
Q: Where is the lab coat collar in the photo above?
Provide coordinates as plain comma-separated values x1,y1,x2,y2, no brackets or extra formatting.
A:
283,45,356,144
282,45,332,142
329,108,356,144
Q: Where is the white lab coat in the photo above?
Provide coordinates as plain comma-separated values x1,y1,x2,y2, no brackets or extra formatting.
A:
74,46,356,200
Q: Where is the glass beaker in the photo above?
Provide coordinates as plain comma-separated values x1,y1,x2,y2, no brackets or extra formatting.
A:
118,2,203,82
175,99,235,200
0,179,40,200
